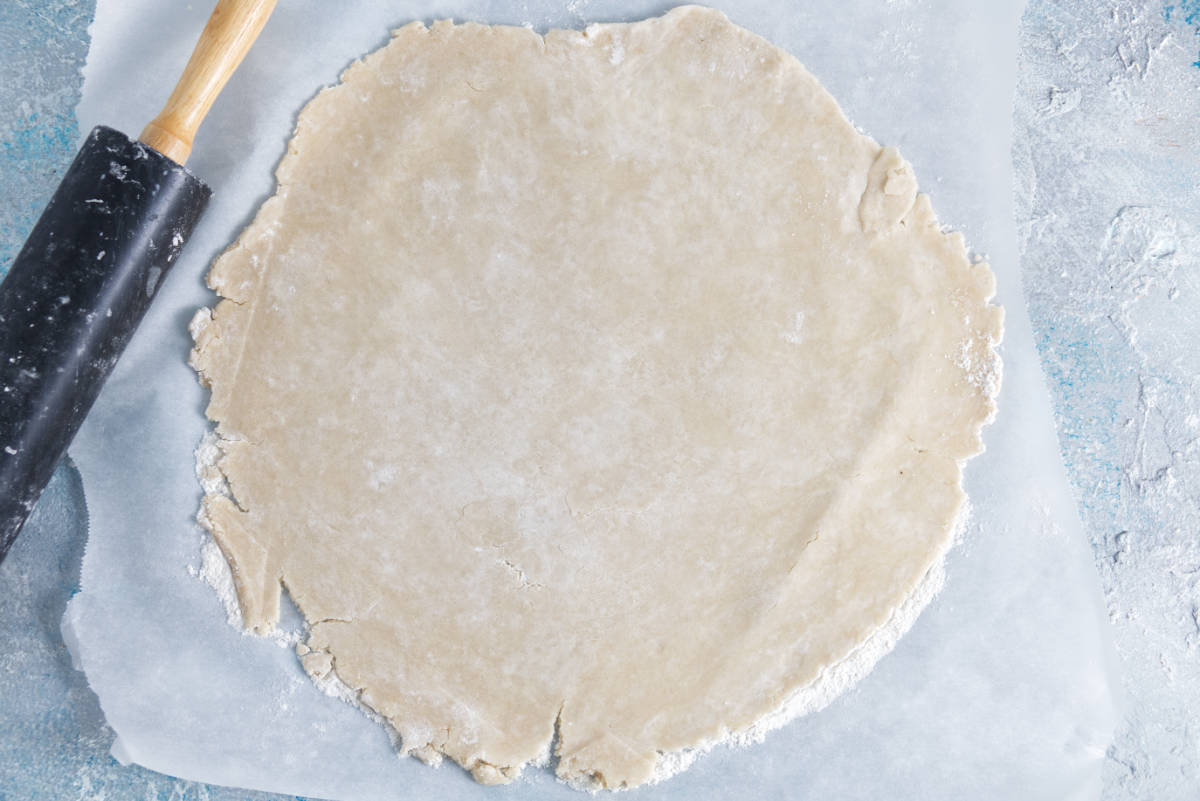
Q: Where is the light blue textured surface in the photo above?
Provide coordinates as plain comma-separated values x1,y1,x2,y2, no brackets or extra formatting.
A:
0,1,1196,799
1015,2,1200,799
0,1,87,277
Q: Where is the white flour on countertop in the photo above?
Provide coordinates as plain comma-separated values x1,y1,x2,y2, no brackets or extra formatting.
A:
1015,2,1200,795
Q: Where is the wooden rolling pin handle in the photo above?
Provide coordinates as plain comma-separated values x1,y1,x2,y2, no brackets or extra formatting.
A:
139,0,277,165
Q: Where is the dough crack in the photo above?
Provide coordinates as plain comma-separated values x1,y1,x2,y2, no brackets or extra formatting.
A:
498,558,544,590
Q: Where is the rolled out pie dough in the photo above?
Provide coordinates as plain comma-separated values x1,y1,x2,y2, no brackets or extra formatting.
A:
190,5,1002,790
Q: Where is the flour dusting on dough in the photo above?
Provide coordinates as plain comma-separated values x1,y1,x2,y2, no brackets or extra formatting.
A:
190,431,243,628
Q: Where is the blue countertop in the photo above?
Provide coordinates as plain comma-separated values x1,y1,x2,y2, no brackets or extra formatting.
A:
2,2,1198,799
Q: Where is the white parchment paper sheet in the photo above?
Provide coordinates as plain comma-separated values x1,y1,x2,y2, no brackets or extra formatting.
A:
62,1,1119,799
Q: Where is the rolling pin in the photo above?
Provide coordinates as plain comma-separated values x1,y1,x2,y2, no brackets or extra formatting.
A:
0,0,278,563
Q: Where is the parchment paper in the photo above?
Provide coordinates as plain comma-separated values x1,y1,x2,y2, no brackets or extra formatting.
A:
62,1,1120,799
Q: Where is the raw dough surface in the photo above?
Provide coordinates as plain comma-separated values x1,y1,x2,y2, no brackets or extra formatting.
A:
190,6,1002,790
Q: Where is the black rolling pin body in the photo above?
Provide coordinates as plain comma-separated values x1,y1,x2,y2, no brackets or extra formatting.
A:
0,125,209,561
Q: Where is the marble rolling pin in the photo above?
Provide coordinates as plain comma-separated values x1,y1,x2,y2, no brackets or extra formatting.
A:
0,0,277,562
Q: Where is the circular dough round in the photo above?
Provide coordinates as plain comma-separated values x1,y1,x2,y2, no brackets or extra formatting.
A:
191,5,1002,790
